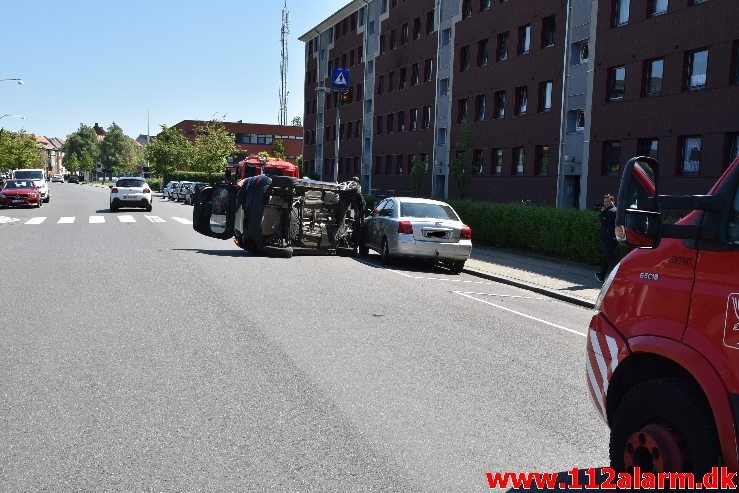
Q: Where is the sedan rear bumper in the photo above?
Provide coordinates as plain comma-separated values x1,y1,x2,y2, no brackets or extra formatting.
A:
390,235,472,261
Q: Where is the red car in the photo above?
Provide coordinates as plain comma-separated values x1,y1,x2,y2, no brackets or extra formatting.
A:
0,179,42,208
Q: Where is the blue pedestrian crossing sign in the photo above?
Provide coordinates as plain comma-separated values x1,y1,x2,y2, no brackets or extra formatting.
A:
331,68,350,90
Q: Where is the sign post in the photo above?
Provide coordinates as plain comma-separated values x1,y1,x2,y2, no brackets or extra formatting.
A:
330,69,350,183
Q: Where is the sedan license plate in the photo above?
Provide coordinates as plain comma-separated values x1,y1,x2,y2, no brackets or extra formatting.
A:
424,230,450,239
12,198,24,203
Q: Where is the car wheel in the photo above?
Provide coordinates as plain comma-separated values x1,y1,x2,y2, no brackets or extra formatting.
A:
609,378,721,474
110,203,118,212
265,245,293,259
450,260,465,274
359,243,370,256
36,200,42,208
146,203,153,212
380,238,393,265
44,196,50,203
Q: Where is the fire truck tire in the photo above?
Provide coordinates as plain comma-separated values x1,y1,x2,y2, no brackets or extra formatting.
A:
265,245,293,259
269,176,298,188
609,378,721,474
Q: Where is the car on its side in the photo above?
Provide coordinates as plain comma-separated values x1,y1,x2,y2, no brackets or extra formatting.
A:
184,182,207,205
162,181,179,200
110,177,153,212
67,175,80,184
0,179,42,208
361,197,472,273
173,181,194,202
51,174,64,183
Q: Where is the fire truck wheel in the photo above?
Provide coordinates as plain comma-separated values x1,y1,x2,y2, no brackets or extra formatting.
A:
270,176,298,188
609,378,721,474
265,245,293,259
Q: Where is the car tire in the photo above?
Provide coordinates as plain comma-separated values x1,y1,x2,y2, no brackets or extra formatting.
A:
359,243,370,256
43,196,50,203
450,260,466,274
146,203,153,212
110,203,118,212
337,246,358,257
609,378,721,474
380,238,393,266
36,200,42,209
265,245,293,259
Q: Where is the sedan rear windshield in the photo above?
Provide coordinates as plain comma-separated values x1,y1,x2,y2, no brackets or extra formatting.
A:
13,171,44,180
3,180,35,189
400,202,459,220
116,179,146,188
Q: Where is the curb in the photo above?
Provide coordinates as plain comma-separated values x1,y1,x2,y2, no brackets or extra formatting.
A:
462,266,596,309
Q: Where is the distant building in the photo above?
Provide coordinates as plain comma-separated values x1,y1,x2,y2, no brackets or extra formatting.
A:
135,134,151,147
35,135,65,176
171,120,304,163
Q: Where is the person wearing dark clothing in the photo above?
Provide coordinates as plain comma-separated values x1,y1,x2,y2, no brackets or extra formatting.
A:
596,194,618,283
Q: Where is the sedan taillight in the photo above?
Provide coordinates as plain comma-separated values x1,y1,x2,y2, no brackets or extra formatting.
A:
398,221,414,235
143,188,151,193
111,187,118,193
460,226,472,240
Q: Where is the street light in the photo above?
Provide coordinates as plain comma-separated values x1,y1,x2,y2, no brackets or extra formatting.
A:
0,114,25,120
0,78,24,85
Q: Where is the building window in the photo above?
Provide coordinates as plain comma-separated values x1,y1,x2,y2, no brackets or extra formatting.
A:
536,146,550,175
424,58,434,81
686,49,709,89
734,41,739,84
639,138,659,159
681,136,702,174
411,63,420,85
478,39,489,66
377,75,384,95
575,109,585,131
494,90,506,118
439,77,449,96
497,32,509,61
413,17,421,40
457,98,469,123
614,0,630,26
388,71,395,92
396,155,404,175
542,16,556,48
358,46,364,63
645,58,664,96
398,111,405,132
441,28,451,46
475,94,486,121
460,45,470,72
604,141,622,176
410,108,418,130
650,0,668,16
480,0,491,10
423,106,432,129
380,34,386,54
374,156,381,175
385,155,392,174
401,23,409,45
426,10,435,34
539,80,553,112
519,25,531,54
390,28,397,50
473,149,484,175
349,51,355,67
728,133,739,164
513,147,525,175
515,86,528,115
609,66,626,100
387,113,394,133
462,0,472,18
399,67,407,89
492,149,503,175
346,122,352,140
438,128,447,146
575,40,589,64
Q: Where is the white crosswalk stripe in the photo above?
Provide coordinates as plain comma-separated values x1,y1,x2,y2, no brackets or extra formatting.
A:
118,215,136,223
0,215,196,226
89,216,105,224
25,217,46,225
145,215,166,223
57,217,75,224
171,217,193,225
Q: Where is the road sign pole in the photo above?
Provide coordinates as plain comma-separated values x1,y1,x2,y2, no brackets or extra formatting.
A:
334,105,340,183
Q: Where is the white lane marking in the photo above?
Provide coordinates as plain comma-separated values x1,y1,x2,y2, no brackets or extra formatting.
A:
57,217,75,224
89,216,105,224
25,217,47,225
453,291,586,337
455,291,545,300
145,215,166,223
118,215,136,223
390,269,500,286
0,216,21,224
172,217,193,225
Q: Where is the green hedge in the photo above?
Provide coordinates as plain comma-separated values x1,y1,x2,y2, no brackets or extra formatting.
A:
165,171,226,184
448,200,630,265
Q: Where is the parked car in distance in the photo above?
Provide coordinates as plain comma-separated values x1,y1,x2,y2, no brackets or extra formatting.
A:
162,181,179,200
0,179,42,208
51,174,64,183
67,175,80,184
110,177,153,212
361,197,472,273
174,181,194,202
184,182,207,205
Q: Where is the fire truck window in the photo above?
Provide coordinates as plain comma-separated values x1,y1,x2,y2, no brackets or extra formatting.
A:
210,188,230,234
730,185,739,244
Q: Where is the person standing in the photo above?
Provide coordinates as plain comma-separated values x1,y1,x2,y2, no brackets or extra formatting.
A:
596,194,618,283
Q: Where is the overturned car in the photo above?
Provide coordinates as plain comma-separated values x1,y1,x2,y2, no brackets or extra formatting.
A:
193,175,365,258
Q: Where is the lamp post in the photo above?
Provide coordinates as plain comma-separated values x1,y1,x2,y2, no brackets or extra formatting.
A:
0,78,24,85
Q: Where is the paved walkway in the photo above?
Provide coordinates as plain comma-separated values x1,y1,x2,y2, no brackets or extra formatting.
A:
464,245,602,308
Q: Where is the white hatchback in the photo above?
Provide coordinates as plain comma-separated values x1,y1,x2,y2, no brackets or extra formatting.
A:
110,177,153,212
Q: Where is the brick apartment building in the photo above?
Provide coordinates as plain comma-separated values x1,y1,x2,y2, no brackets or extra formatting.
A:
171,120,304,164
300,0,739,208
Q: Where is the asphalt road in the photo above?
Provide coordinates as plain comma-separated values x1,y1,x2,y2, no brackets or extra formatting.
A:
0,182,609,491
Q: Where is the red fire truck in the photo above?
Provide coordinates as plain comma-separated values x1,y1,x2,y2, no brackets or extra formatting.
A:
226,155,299,182
588,156,739,474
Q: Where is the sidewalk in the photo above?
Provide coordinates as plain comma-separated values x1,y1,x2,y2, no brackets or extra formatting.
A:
464,245,602,308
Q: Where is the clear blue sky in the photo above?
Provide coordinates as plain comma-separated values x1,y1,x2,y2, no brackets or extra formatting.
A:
0,0,348,139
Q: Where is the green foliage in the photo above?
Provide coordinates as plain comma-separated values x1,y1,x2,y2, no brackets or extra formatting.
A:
296,155,303,176
146,125,192,178
192,121,236,174
147,177,162,192
448,200,630,265
66,153,80,174
167,171,225,183
257,151,270,160
291,116,302,126
410,154,426,197
0,130,46,169
272,139,286,159
99,123,137,176
62,124,99,170
448,120,476,199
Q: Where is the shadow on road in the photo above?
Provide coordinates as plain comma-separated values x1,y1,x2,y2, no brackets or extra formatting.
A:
354,254,460,276
171,248,251,257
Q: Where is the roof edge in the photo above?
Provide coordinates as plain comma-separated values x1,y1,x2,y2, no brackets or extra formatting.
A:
298,0,366,42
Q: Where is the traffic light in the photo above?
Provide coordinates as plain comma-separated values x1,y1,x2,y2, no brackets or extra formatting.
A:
341,91,351,105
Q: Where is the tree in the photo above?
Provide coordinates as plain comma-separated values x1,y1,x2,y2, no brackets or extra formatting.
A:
296,155,303,176
62,124,99,171
192,121,236,175
291,116,302,126
146,125,193,179
99,123,137,177
272,138,286,159
410,154,427,197
448,120,477,199
65,153,80,174
0,130,46,169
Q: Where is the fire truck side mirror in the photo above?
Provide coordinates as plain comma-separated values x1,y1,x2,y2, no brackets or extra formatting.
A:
616,157,661,249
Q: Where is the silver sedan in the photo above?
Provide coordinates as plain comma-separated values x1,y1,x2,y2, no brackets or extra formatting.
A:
361,197,472,273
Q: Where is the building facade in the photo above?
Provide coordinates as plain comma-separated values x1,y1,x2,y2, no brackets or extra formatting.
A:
301,0,739,208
